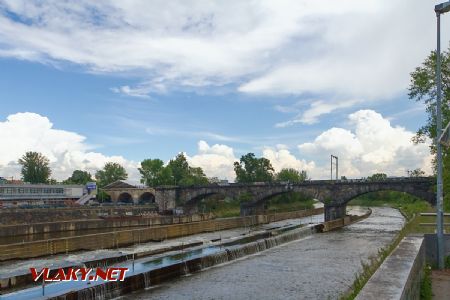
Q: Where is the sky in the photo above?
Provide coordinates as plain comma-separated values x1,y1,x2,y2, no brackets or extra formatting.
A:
0,0,448,183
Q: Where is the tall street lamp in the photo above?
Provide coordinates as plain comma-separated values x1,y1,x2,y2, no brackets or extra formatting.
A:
434,1,450,270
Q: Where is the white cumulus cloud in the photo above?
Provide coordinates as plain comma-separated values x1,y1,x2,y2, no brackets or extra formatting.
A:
299,110,433,178
0,112,139,182
262,145,315,173
186,140,237,180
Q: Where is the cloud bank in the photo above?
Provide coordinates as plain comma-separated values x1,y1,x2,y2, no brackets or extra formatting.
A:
0,1,438,103
0,110,432,183
0,112,140,182
299,110,433,178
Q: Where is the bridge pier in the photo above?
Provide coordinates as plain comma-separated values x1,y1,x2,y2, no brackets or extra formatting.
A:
324,204,347,221
183,204,199,215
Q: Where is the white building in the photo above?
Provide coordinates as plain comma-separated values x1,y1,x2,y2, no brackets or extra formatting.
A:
0,184,85,207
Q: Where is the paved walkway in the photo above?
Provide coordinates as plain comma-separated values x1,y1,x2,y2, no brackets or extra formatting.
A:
432,269,450,299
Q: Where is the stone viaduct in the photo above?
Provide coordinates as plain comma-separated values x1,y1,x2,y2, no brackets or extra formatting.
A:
103,177,435,221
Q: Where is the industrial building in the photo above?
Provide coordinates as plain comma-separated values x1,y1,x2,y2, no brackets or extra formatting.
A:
0,183,85,207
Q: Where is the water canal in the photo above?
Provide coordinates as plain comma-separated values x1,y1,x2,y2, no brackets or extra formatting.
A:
119,207,404,300
0,207,404,299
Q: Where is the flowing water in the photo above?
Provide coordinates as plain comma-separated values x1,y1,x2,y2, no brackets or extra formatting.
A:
118,207,404,300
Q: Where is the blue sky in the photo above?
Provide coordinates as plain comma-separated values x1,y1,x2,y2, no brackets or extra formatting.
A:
0,0,447,182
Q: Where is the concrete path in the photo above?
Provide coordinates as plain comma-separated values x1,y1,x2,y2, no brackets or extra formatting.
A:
432,269,450,299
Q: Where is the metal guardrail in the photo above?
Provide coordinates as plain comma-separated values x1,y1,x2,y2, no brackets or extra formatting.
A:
420,213,450,216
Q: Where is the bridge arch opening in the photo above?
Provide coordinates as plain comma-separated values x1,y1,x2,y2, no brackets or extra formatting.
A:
118,192,133,204
346,190,432,211
185,192,230,215
261,191,316,213
139,192,155,205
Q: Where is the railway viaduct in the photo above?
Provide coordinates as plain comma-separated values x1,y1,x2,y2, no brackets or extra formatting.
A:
103,177,435,221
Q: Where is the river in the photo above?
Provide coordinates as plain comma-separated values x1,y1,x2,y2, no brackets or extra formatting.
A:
118,207,404,300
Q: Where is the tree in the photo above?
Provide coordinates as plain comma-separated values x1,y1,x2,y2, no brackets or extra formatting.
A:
409,47,450,209
18,151,51,183
139,154,209,187
407,168,426,177
179,167,209,186
234,153,274,183
95,162,128,187
64,170,93,185
167,153,190,185
276,168,308,183
367,173,387,181
139,159,165,186
409,49,450,147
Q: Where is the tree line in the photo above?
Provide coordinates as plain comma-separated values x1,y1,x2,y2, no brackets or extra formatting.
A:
15,151,310,189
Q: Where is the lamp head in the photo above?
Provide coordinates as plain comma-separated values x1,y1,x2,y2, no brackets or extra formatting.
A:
436,2,450,14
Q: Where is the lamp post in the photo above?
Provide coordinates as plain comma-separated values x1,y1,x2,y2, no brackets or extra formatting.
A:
434,1,450,270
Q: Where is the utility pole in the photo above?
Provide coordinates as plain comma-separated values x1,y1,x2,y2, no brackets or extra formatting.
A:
330,155,338,180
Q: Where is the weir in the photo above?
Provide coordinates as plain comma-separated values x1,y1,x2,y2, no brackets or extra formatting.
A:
0,208,324,261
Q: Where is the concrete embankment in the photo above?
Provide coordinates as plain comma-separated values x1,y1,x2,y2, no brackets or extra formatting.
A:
0,208,324,261
356,236,425,300
0,213,214,238
0,206,158,225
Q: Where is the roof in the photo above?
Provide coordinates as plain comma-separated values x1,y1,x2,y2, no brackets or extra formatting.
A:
103,180,136,190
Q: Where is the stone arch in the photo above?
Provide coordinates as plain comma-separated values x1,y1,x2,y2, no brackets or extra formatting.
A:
342,188,435,206
138,192,156,205
118,192,133,204
253,188,318,206
185,192,227,206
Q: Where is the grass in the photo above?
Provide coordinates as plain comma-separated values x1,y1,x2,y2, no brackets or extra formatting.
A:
420,265,433,300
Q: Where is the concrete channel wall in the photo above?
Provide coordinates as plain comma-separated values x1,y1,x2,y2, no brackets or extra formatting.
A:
0,206,158,225
0,213,214,237
356,236,425,300
0,208,324,261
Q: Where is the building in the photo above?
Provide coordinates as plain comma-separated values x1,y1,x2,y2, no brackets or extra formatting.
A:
0,183,85,207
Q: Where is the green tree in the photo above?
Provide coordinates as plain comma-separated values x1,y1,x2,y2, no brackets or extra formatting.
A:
139,154,209,187
95,162,128,187
276,168,308,183
158,166,174,185
64,170,93,185
409,48,450,210
407,168,426,177
234,153,274,183
18,151,51,183
138,159,165,186
167,153,190,185
367,173,388,181
179,167,209,186
409,49,450,146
